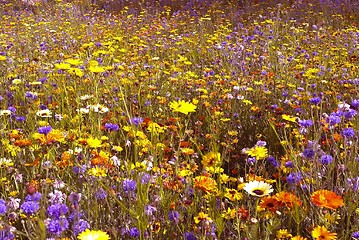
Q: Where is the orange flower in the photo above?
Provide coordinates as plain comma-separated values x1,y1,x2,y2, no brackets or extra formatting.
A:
194,175,217,194
275,191,302,208
311,225,337,240
260,196,280,213
311,190,344,210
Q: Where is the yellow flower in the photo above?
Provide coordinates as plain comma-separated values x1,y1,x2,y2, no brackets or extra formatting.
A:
194,175,217,194
221,208,236,219
87,137,102,148
65,58,83,66
224,188,243,201
291,236,307,240
77,229,110,240
311,226,337,240
276,229,292,239
246,146,268,160
147,122,165,134
88,166,107,177
88,65,106,73
169,100,196,115
194,212,211,224
54,62,71,70
282,114,297,123
202,151,221,167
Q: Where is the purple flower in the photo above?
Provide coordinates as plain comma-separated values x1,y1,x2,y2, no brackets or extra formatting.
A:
129,227,140,238
286,172,302,184
327,114,341,125
68,192,82,205
47,217,69,236
168,211,180,223
309,97,321,105
353,231,359,239
0,199,6,215
342,128,355,138
185,232,197,240
95,188,108,200
302,148,315,159
141,173,151,184
298,119,313,128
130,117,143,126
25,192,42,202
351,99,359,109
344,109,357,119
104,123,119,131
20,201,40,215
0,227,15,240
47,203,69,219
285,161,294,168
73,219,90,236
123,179,136,192
144,205,157,216
38,125,53,135
320,154,333,165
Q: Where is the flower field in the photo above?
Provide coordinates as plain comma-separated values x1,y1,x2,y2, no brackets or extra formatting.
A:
1,0,359,239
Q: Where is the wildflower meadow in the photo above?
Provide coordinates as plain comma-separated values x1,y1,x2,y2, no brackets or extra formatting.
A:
1,0,359,239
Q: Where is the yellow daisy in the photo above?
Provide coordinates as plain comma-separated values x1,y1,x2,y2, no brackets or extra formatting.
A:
169,100,197,115
77,229,110,240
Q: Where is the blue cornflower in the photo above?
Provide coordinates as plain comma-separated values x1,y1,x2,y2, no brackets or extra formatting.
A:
185,232,197,240
130,117,143,126
327,114,341,125
129,227,140,238
25,192,42,202
286,172,302,184
104,123,119,131
309,97,321,105
123,179,137,192
302,148,315,159
353,231,359,239
342,127,355,138
68,192,82,205
47,203,69,219
95,188,108,200
285,161,294,168
20,201,40,215
0,199,6,215
320,154,333,165
298,119,313,128
344,109,357,119
0,227,15,240
168,211,180,223
72,219,90,236
352,99,359,110
141,173,151,184
47,217,69,236
38,125,52,135
144,205,157,216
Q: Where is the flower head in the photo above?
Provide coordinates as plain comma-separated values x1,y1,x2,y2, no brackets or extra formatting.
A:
77,229,110,240
169,100,196,115
194,176,217,194
243,180,273,197
311,190,344,210
311,226,337,240
246,146,268,160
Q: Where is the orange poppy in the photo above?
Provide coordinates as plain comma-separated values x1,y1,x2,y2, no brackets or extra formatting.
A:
311,190,344,210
